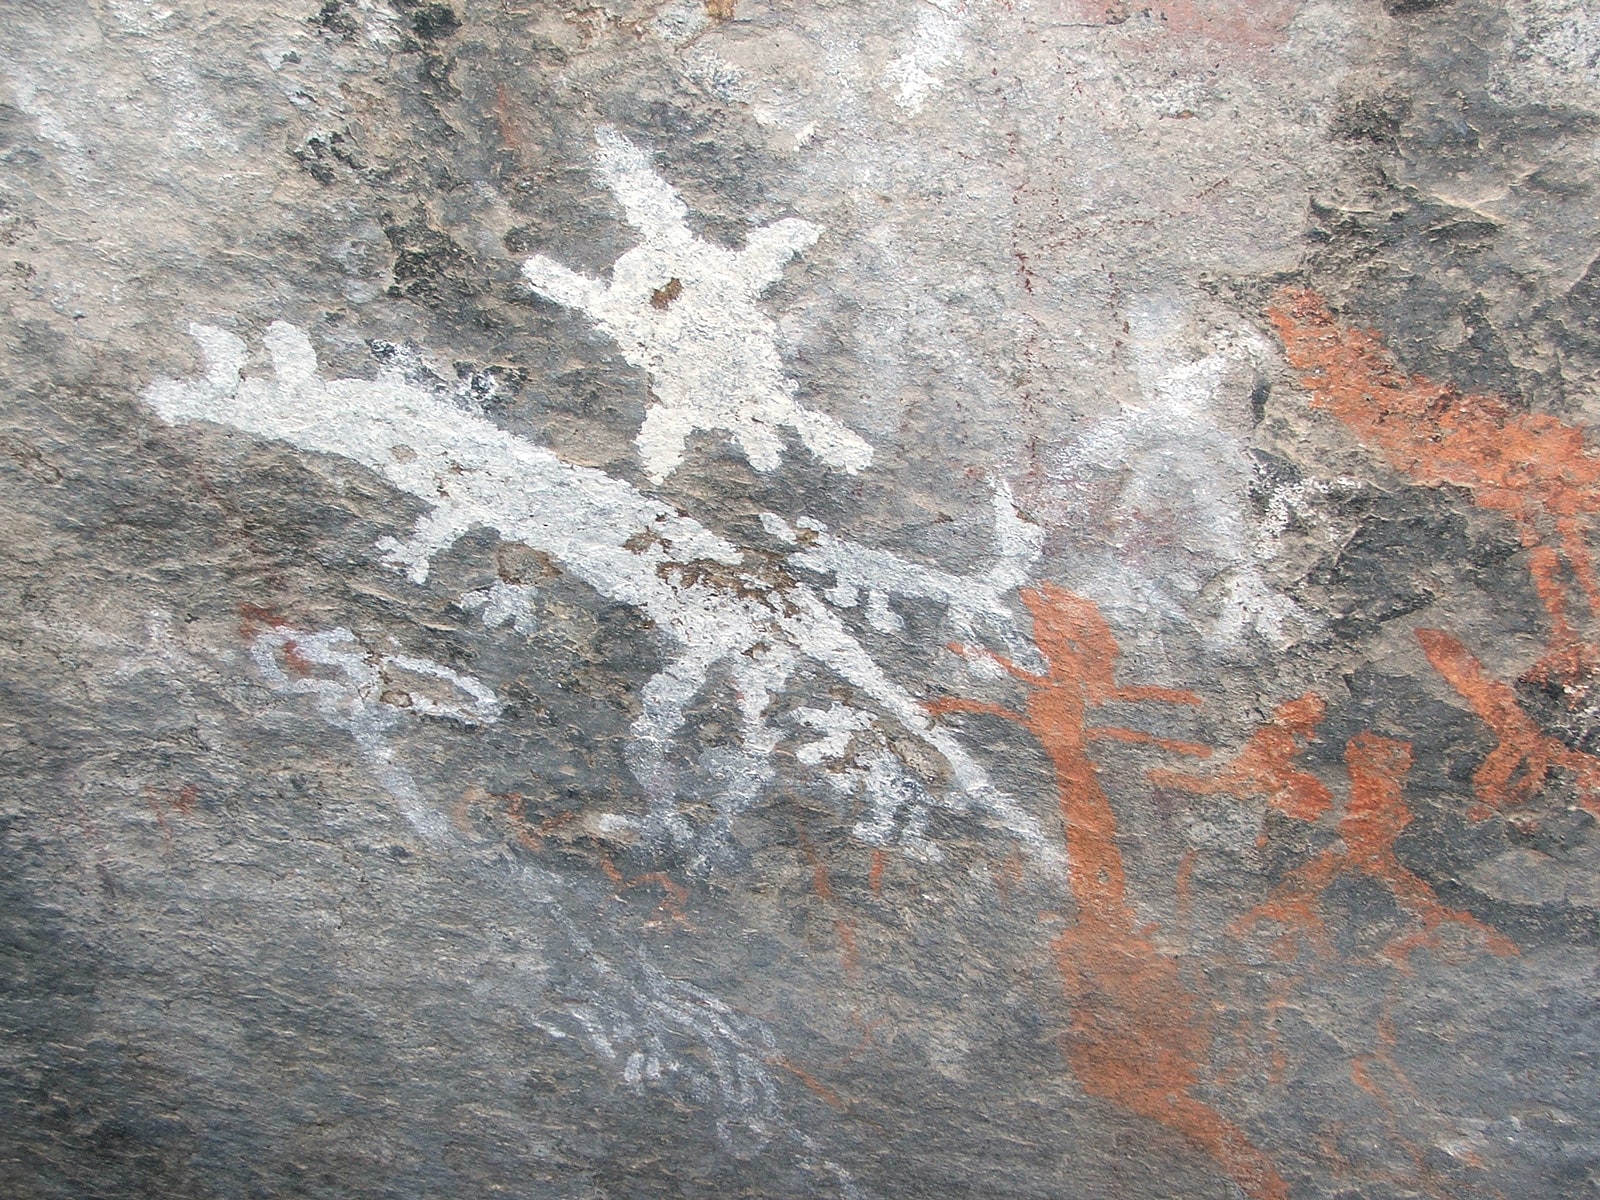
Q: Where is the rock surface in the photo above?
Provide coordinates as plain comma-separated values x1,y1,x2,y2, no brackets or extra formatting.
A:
3,2,1599,1197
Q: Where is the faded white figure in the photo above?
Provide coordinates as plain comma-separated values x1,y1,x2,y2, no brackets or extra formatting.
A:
521,127,873,482
1049,300,1317,655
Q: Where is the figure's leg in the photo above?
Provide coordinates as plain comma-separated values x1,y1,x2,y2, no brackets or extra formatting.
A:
636,403,697,483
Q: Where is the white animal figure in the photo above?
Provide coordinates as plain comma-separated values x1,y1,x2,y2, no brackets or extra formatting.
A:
521,127,873,483
142,322,1045,867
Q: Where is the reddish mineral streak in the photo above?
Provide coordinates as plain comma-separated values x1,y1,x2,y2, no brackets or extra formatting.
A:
1236,733,1518,968
1150,692,1333,826
598,852,692,929
143,783,201,844
1417,627,1600,817
798,821,863,980
1268,287,1600,684
932,585,1287,1200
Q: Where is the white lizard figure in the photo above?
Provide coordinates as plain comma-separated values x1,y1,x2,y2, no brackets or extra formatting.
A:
521,126,874,483
142,322,1047,867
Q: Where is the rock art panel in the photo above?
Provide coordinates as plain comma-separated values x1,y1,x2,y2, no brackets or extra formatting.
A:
2,2,1598,1198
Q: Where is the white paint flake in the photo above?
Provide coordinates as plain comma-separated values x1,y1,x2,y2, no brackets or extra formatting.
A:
248,624,500,840
883,1,970,114
791,703,873,767
786,707,946,861
460,580,540,636
142,323,1045,866
842,751,943,862
520,127,873,482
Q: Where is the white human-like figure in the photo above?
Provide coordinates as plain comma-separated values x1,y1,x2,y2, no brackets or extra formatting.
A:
1055,299,1316,653
522,127,874,483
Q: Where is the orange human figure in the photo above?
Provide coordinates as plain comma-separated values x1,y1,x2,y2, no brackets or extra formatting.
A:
1237,732,1517,968
1150,692,1334,824
1269,287,1600,684
1417,628,1600,817
931,585,1287,1200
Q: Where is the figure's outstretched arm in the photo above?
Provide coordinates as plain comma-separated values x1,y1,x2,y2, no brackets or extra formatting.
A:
522,256,607,316
1088,726,1210,757
925,695,1023,725
737,218,821,291
1107,683,1204,707
947,641,1046,685
594,125,692,242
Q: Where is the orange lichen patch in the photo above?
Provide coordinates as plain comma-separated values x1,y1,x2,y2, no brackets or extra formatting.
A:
1268,287,1600,684
1236,733,1518,969
1418,628,1600,817
1150,692,1333,825
932,585,1285,1200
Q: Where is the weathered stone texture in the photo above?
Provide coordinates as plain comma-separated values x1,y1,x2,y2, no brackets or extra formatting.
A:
3,2,1599,1197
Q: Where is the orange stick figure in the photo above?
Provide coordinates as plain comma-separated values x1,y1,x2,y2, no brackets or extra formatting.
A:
1150,692,1333,825
932,585,1287,1200
1417,627,1600,817
1237,732,1517,968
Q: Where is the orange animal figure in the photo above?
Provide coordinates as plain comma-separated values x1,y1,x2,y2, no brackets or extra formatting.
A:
1150,692,1334,826
931,585,1287,1200
1238,732,1518,968
1417,628,1600,817
1269,288,1600,684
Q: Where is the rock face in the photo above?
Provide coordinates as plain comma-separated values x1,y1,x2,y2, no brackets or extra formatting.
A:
3,2,1599,1197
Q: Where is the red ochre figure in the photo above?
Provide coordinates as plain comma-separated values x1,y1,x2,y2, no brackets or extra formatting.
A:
1150,692,1334,825
1418,627,1600,818
1236,732,1518,968
931,585,1287,1200
1269,287,1600,685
